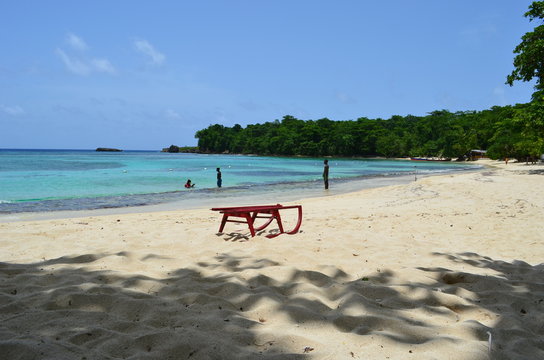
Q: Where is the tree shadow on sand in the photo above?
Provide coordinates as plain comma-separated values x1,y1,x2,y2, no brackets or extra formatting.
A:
417,252,544,360
1,252,543,359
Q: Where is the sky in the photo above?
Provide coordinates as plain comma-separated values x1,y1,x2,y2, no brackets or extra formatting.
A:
0,1,539,150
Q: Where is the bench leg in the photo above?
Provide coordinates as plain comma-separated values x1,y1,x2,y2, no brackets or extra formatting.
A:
273,209,284,233
245,213,256,237
218,212,256,237
219,214,229,233
265,206,302,238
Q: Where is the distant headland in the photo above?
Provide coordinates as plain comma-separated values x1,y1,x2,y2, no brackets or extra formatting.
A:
161,145,200,153
96,148,122,152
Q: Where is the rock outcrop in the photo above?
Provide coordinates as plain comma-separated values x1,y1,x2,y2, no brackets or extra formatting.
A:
96,148,122,152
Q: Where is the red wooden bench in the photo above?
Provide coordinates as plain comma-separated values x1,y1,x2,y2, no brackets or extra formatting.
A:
211,204,302,238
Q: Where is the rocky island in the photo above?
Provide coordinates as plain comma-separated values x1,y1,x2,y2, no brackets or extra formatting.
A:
96,148,122,152
161,145,199,153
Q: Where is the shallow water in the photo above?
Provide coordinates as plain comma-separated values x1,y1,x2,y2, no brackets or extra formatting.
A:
0,149,478,214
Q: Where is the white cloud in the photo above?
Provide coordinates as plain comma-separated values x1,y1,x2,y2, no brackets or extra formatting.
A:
66,33,89,51
134,39,165,65
56,43,116,76
164,109,181,119
1,104,25,116
91,58,116,74
56,48,91,75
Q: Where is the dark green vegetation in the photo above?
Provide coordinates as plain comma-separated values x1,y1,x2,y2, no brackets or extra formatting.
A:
194,106,542,160
193,2,544,161
96,148,122,152
507,1,544,97
162,145,199,153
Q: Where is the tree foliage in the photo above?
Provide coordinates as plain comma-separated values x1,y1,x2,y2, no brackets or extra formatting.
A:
507,1,544,96
194,104,543,160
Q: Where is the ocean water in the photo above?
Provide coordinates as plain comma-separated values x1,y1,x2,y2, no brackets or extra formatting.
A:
0,149,478,214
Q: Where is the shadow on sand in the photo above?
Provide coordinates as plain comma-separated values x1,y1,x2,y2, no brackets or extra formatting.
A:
1,252,543,359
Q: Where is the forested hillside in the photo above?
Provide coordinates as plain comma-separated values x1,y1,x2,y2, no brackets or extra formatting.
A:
194,101,544,160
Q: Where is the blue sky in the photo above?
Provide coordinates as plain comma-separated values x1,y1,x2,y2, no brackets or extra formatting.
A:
0,1,538,150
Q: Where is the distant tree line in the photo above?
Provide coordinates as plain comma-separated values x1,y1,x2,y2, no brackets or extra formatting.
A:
194,102,544,160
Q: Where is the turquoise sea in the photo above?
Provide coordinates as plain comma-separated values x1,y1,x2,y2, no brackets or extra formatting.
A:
0,149,478,214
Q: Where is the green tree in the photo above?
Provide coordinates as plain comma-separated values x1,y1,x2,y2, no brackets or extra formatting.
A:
511,101,544,158
376,133,403,158
192,102,540,160
506,1,544,96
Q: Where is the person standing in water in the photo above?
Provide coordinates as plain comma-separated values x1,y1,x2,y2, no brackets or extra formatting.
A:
323,159,329,190
216,167,222,188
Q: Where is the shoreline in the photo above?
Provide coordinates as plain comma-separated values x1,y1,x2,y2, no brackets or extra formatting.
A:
1,159,543,359
0,165,479,223
0,152,475,219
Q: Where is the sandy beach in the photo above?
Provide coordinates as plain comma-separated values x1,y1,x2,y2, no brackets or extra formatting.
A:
1,159,543,360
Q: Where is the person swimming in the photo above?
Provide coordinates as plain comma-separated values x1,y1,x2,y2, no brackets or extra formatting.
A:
184,179,195,188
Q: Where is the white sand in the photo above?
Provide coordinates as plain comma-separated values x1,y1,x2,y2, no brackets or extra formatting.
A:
1,159,543,360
